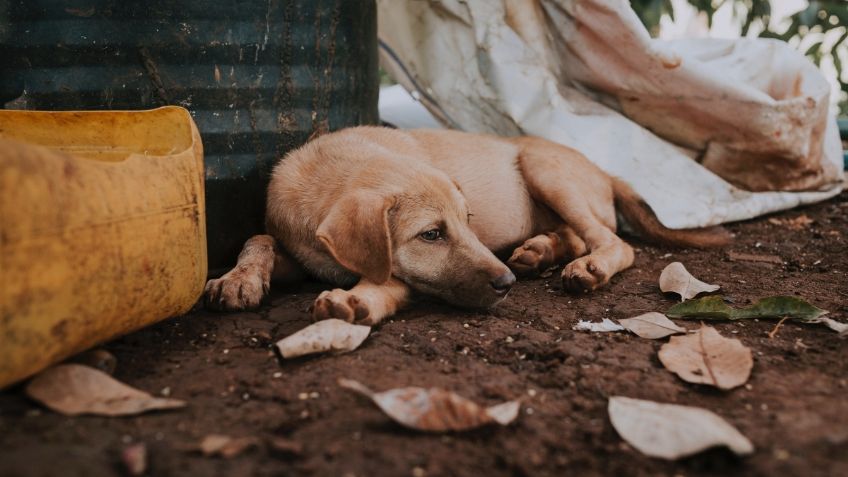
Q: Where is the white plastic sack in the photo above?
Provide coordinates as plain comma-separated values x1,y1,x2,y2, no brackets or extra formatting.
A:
377,0,844,228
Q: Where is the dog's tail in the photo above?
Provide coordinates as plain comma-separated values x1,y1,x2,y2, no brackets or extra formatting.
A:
612,178,732,248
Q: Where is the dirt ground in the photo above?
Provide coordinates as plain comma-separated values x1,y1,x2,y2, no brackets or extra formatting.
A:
2,192,847,477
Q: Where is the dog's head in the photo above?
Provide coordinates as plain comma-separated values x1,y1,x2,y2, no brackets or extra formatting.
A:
316,169,515,308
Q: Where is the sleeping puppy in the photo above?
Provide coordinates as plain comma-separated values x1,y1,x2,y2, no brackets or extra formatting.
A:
205,127,728,324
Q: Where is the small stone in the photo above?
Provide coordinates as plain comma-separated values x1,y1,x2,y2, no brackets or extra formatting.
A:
412,466,426,477
160,387,171,397
505,336,515,344
267,437,303,456
121,443,147,476
774,448,790,461
298,392,309,400
463,323,470,329
309,392,320,399
273,372,282,379
527,389,537,397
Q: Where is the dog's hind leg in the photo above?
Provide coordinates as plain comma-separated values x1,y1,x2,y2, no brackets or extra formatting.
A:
205,235,302,310
514,138,635,292
506,225,587,277
311,277,410,326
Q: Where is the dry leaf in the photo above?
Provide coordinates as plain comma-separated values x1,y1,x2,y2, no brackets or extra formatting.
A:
275,319,370,359
659,262,720,301
572,318,624,332
25,364,186,416
121,443,147,476
807,317,848,335
608,396,754,460
198,435,259,459
658,325,752,390
338,379,519,431
619,312,687,339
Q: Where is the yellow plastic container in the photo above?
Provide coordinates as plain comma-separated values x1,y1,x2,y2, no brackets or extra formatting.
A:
0,106,207,388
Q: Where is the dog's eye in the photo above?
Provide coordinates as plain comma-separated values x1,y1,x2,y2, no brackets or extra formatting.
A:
420,229,442,241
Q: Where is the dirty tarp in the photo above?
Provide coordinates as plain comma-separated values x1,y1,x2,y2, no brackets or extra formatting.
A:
376,0,844,229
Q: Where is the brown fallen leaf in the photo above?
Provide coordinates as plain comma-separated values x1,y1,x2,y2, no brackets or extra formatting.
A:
198,435,259,459
121,443,147,476
338,379,519,432
619,312,687,339
609,396,754,460
658,325,752,390
659,262,720,301
727,252,783,265
275,319,370,359
25,364,186,416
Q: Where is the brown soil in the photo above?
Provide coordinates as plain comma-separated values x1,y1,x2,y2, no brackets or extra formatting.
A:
2,193,848,477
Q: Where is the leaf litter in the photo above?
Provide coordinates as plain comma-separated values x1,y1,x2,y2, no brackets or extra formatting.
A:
619,312,688,339
608,396,754,460
659,262,720,301
25,364,185,416
338,379,519,432
275,319,371,359
658,325,753,390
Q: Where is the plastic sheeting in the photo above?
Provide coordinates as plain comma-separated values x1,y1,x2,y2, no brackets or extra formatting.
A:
377,0,844,229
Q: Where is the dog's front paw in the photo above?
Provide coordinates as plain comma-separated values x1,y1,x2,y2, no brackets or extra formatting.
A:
204,267,269,311
507,234,557,277
311,289,373,324
562,256,609,293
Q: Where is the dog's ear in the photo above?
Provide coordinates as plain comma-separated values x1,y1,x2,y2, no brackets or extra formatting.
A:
316,191,395,284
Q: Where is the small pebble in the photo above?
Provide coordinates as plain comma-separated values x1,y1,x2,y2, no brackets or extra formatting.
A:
160,387,171,397
298,392,309,400
273,372,282,379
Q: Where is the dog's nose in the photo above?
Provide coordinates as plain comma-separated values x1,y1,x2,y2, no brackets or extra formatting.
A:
490,271,516,295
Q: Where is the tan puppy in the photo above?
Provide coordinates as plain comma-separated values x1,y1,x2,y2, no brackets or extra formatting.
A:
205,127,728,324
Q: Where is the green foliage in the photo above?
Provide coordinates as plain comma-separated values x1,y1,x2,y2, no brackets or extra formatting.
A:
666,295,829,321
631,0,848,114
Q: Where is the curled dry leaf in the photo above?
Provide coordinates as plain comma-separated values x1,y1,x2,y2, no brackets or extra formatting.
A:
275,319,370,359
198,434,259,459
572,318,624,333
338,378,519,432
619,312,687,339
609,396,754,460
25,364,185,416
659,262,720,301
658,325,752,390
